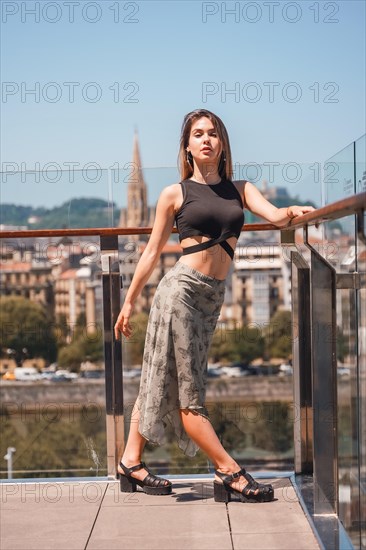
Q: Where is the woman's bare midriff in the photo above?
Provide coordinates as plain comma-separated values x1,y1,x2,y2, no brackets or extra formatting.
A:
173,182,241,281
178,235,237,280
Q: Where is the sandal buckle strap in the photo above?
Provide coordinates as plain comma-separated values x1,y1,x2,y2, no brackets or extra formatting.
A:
215,468,242,484
120,461,146,475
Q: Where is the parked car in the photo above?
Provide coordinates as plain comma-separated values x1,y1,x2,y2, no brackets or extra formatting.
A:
82,370,105,379
228,361,248,370
40,371,55,380
123,368,142,379
221,365,243,378
51,370,78,382
245,365,261,376
207,365,222,378
226,362,261,376
14,367,42,381
2,371,16,381
251,364,280,376
278,363,293,376
337,366,351,377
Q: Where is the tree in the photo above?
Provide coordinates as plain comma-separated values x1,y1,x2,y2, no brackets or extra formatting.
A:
58,328,104,371
264,310,293,360
0,296,57,366
210,323,264,364
58,341,86,371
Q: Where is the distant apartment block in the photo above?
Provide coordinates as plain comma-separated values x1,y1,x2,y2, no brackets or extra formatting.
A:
0,245,54,314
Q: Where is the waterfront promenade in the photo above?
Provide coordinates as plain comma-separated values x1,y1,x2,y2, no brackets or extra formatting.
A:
1,475,319,549
0,377,293,410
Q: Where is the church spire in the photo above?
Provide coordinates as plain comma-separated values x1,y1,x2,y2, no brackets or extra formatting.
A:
119,129,148,230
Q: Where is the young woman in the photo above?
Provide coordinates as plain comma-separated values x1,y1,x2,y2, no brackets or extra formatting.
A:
114,109,314,503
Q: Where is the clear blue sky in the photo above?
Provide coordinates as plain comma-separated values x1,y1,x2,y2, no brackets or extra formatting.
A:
1,0,365,212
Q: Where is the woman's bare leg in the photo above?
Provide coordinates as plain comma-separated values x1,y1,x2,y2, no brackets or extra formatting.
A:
117,401,148,482
180,409,257,493
118,400,169,485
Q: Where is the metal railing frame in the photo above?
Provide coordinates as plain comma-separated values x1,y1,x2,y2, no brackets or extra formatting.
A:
1,193,365,520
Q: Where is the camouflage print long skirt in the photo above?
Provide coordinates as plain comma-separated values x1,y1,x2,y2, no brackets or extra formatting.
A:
135,260,226,457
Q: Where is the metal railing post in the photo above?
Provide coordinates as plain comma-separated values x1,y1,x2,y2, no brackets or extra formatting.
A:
291,250,313,474
304,227,338,515
100,235,124,478
281,229,313,475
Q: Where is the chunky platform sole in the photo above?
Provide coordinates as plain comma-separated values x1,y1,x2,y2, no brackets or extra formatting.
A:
118,472,172,495
213,480,274,503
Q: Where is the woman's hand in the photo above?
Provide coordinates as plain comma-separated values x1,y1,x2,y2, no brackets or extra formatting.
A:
114,301,134,340
287,205,315,219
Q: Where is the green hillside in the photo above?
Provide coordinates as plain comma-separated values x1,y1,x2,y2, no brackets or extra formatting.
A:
1,194,319,230
1,198,117,229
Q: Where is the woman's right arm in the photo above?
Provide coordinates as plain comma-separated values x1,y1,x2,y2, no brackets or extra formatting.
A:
114,184,179,340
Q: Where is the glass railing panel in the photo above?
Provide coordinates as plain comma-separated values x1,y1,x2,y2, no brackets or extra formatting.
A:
336,281,360,546
355,134,366,195
358,239,366,550
356,134,366,550
324,141,355,205
0,236,107,479
1,161,303,478
0,168,113,229
1,162,323,232
2,159,363,484
233,162,322,217
322,140,356,268
319,137,365,546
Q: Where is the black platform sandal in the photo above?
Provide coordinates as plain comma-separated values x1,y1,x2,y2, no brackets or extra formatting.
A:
118,461,172,495
214,467,274,503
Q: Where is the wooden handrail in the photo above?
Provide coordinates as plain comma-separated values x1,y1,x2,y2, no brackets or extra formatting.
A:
287,191,365,228
1,192,364,239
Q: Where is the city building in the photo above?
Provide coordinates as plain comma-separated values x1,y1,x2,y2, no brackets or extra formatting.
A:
54,265,98,336
0,244,54,314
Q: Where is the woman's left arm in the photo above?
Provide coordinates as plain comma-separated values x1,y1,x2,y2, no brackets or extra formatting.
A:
242,181,315,227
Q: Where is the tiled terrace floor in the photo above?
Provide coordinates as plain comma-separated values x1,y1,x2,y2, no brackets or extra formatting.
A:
1,475,320,550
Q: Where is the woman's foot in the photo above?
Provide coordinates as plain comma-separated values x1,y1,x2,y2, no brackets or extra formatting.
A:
118,458,150,482
215,462,257,493
214,462,274,503
118,458,172,494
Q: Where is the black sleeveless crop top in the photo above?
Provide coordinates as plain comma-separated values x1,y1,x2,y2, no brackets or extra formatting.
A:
174,178,245,260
